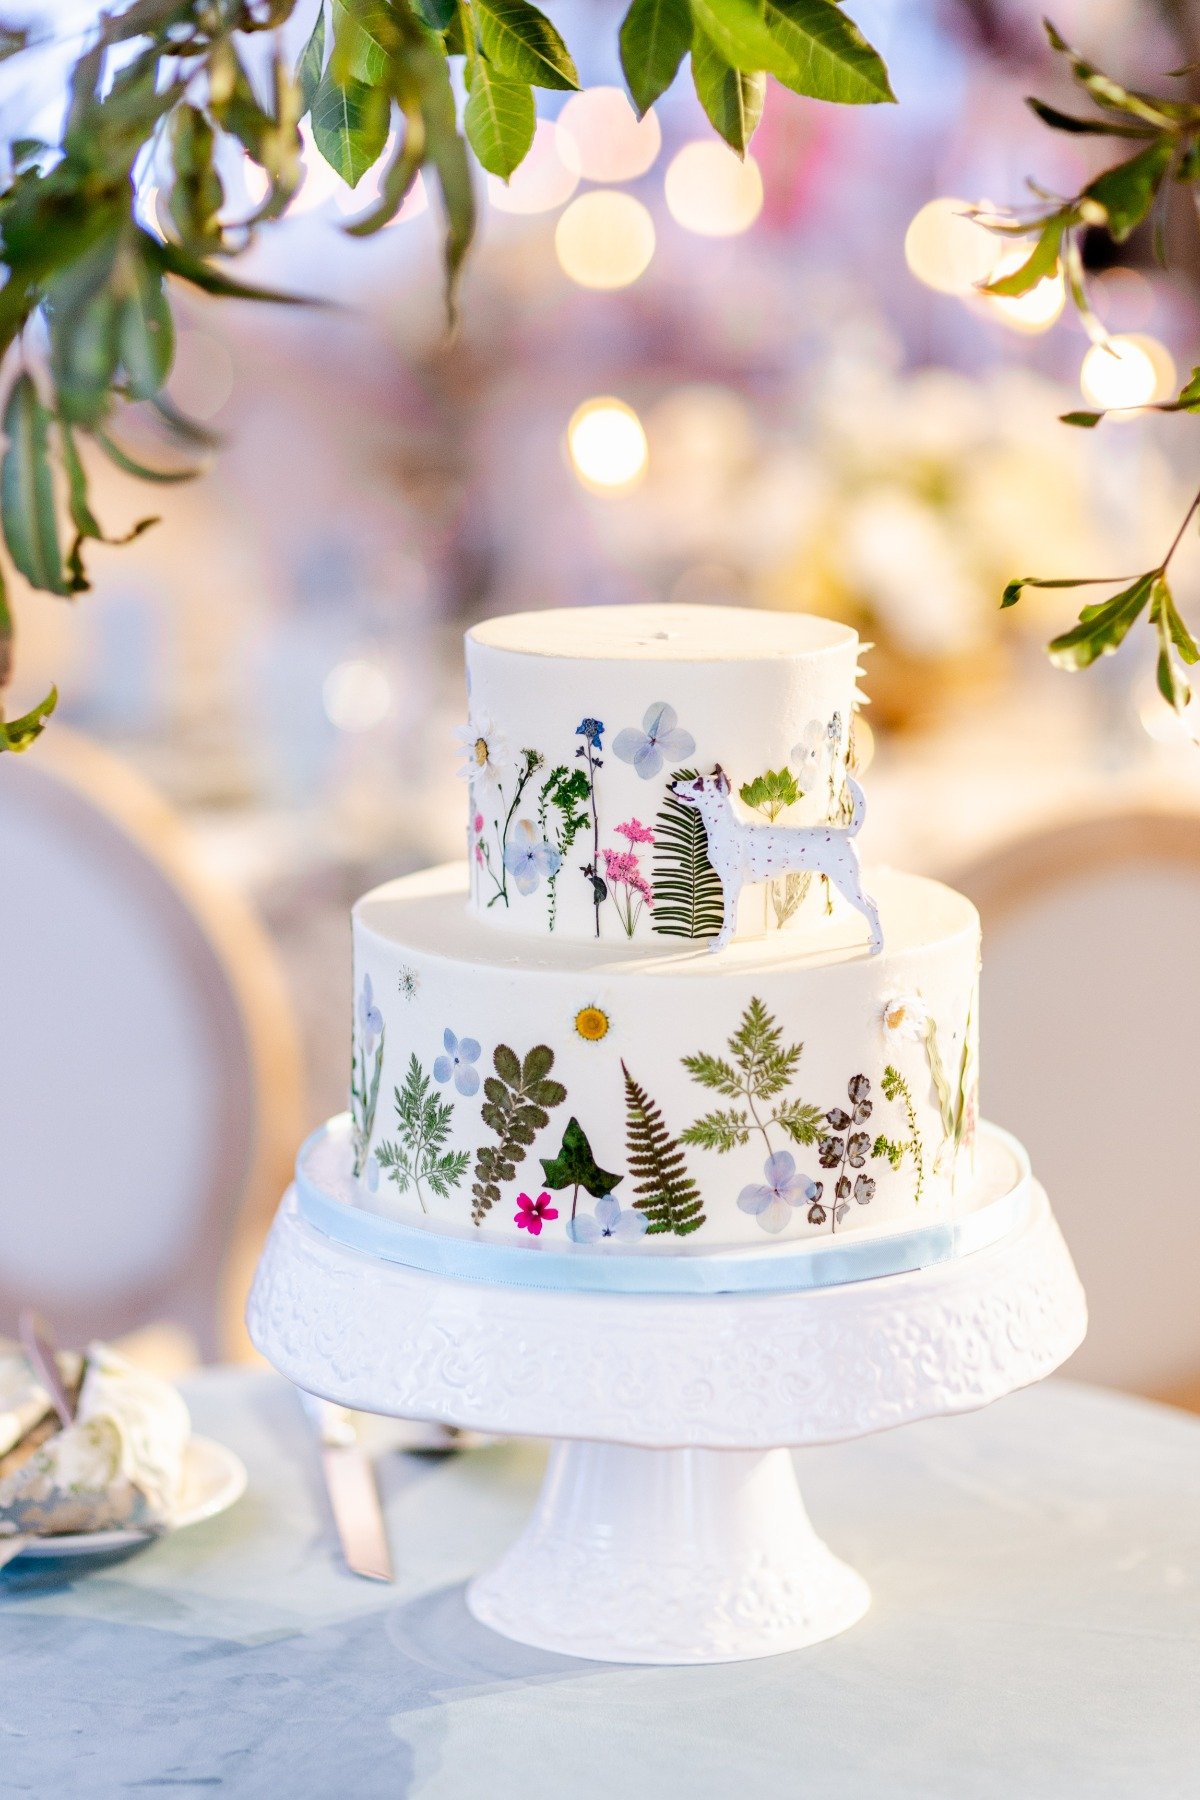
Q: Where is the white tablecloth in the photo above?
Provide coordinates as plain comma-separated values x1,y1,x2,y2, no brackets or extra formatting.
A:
2,1369,1198,1798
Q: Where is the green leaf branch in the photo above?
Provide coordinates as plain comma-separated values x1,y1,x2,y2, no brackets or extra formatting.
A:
981,20,1200,723
0,0,891,747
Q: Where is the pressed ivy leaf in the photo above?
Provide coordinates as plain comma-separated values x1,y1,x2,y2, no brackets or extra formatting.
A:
1,374,69,596
1047,573,1156,671
310,68,389,185
619,0,691,117
296,2,327,114
689,0,794,79
762,0,894,105
691,30,764,154
1082,138,1174,243
475,0,579,90
464,58,535,178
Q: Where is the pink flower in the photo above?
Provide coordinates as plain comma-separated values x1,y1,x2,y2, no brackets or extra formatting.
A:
515,1191,559,1236
474,812,484,834
615,818,654,846
602,847,639,885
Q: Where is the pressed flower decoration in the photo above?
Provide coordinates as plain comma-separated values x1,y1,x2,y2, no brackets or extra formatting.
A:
817,1075,876,1231
349,972,385,1180
456,714,510,810
791,719,826,792
397,965,419,1000
878,988,974,1188
613,701,696,780
880,994,929,1042
503,817,562,896
567,1193,649,1245
514,1191,559,1236
602,819,654,936
574,1005,610,1042
738,1150,823,1236
433,1028,482,1097
574,715,606,936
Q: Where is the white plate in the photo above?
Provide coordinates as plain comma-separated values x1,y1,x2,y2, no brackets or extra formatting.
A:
3,1435,247,1562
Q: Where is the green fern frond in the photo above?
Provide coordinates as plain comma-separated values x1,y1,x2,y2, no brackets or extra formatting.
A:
651,767,724,939
622,1060,705,1236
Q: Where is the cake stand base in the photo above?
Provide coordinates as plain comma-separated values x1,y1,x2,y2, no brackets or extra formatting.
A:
466,1441,869,1664
248,1178,1085,1665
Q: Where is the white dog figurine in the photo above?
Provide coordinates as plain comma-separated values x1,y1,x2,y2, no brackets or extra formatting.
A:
670,766,883,955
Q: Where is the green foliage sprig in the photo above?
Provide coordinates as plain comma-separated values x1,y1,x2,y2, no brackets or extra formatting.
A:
471,1040,565,1224
375,1051,470,1208
681,994,824,1154
0,0,891,749
983,20,1200,719
622,1059,704,1235
652,765,725,938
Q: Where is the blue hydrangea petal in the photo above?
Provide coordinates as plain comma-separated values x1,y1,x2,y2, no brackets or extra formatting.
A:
611,726,646,766
763,1149,797,1190
458,1038,482,1063
567,1216,603,1244
643,701,678,739
757,1197,793,1235
738,1183,773,1216
432,1055,453,1084
657,727,695,760
455,1065,481,1098
632,739,663,779
443,1027,458,1055
594,1194,622,1231
613,1208,649,1239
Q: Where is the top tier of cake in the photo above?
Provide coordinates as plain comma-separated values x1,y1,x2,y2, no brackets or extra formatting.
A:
462,603,864,946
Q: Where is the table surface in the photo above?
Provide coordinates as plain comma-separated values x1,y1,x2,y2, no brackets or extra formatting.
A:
2,1369,1198,1800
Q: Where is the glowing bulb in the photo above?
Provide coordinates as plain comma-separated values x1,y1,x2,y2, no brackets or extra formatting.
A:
488,120,580,215
323,659,392,731
567,398,648,494
557,87,661,182
904,197,997,296
1080,333,1175,412
554,190,655,290
664,140,762,238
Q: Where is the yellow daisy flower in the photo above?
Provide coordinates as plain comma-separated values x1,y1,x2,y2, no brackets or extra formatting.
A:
574,1005,610,1043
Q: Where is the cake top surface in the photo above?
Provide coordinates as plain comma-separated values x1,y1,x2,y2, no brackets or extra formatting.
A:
356,862,978,976
468,604,857,664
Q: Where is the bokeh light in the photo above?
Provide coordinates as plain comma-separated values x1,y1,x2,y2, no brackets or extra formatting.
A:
664,141,763,237
1080,334,1176,413
488,120,580,215
567,398,649,494
555,190,656,290
904,197,998,296
556,87,661,183
322,659,393,731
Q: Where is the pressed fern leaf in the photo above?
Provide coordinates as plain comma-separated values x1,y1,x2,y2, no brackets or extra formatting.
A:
728,995,802,1098
651,766,724,939
375,1052,467,1212
622,1060,705,1235
774,1098,824,1145
679,1108,749,1154
682,997,815,1156
471,1041,567,1225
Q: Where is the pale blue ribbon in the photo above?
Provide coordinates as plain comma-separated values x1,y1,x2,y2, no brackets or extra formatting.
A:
293,1122,1031,1297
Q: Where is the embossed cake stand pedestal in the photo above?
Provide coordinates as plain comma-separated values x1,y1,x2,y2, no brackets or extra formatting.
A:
247,1182,1085,1666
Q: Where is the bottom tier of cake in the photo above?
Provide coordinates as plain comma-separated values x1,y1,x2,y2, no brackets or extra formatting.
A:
349,863,981,1252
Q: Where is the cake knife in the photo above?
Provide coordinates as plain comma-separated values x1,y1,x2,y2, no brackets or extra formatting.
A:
299,1392,393,1583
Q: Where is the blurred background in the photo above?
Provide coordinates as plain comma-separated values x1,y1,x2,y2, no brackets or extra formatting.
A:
3,0,1200,1403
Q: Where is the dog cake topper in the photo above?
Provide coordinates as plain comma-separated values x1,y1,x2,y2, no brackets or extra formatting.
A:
670,766,883,955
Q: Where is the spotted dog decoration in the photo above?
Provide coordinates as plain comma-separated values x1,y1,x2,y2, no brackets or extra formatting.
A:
669,767,883,955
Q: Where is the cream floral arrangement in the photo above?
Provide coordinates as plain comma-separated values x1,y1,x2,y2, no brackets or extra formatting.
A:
0,1341,190,1540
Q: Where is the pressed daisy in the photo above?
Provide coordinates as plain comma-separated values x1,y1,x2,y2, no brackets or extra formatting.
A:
574,1005,610,1042
880,994,929,1042
454,714,509,809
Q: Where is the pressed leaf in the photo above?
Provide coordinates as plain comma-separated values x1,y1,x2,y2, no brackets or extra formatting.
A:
475,0,579,90
1,374,68,595
691,30,764,154
464,58,535,178
762,0,894,105
619,0,691,116
540,1116,623,1197
1082,138,1174,243
296,2,328,113
310,69,389,185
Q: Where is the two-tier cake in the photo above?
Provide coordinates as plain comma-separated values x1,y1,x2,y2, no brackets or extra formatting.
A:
297,604,1011,1275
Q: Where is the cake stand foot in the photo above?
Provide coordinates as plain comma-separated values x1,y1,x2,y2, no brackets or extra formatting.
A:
466,1441,869,1665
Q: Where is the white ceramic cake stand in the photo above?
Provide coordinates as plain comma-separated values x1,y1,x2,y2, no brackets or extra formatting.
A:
247,1181,1084,1666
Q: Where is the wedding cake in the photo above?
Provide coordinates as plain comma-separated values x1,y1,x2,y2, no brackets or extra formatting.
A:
301,604,1001,1265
